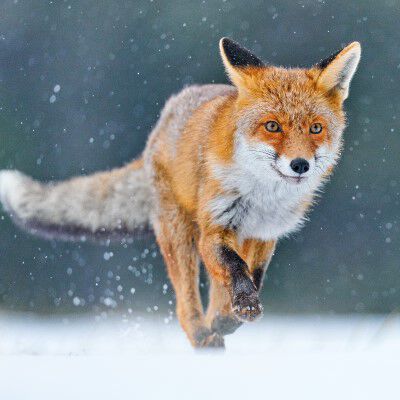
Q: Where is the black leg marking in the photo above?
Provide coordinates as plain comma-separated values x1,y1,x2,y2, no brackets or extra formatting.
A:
219,246,255,296
252,266,266,292
218,246,263,322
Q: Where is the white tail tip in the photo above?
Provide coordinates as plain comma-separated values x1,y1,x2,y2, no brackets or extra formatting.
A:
0,170,27,211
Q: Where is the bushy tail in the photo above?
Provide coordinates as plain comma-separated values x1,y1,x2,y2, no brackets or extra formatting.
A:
0,159,153,243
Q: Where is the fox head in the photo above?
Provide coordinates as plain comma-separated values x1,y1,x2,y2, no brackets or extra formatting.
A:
219,38,361,187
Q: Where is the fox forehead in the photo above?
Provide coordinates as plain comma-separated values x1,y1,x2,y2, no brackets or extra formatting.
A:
242,68,341,112
235,67,346,133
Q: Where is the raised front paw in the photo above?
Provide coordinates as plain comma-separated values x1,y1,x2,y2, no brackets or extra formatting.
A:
232,292,263,322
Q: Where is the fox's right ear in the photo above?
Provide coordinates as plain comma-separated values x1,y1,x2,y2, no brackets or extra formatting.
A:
219,38,264,91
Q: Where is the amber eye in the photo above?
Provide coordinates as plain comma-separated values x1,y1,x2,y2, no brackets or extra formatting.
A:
265,121,281,133
310,123,323,134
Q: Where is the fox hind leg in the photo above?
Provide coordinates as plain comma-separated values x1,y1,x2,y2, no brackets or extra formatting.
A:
151,165,224,348
154,210,224,349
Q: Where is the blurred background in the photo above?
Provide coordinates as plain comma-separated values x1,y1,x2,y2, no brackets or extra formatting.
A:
0,0,399,318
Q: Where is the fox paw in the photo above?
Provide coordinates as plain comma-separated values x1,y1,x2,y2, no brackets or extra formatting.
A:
211,315,243,336
232,292,263,322
194,328,225,349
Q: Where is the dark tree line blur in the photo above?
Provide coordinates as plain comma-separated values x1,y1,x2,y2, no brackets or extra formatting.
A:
0,0,399,315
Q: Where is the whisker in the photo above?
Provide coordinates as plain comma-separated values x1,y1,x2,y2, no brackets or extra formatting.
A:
249,149,276,159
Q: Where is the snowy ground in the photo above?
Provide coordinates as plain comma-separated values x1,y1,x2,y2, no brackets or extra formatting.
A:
1,312,399,399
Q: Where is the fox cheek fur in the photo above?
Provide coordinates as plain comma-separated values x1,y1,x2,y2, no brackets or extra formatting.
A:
227,84,348,187
0,37,361,349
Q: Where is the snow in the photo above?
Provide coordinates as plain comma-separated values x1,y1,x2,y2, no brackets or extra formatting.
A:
0,313,399,399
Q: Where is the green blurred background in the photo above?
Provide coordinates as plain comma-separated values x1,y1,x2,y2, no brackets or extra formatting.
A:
0,0,399,316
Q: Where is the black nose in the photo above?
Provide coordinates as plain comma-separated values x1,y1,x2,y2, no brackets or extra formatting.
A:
290,158,309,174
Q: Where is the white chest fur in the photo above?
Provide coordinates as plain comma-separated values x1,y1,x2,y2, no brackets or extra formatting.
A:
208,164,315,242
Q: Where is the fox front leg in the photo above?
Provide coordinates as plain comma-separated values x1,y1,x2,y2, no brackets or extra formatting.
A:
200,236,263,323
205,239,276,335
219,245,263,321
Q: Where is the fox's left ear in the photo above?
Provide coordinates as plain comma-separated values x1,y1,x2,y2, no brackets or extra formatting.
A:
219,37,264,91
316,42,361,100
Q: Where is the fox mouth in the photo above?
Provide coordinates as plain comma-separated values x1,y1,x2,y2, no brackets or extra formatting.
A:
271,164,307,184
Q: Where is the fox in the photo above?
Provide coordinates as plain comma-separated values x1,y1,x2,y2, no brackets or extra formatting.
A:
0,38,361,348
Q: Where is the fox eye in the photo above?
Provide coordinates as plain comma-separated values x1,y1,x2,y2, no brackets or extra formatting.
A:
310,123,323,134
265,121,281,133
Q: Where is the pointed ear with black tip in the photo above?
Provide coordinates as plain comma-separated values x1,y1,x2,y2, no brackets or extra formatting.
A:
316,42,361,100
219,37,264,90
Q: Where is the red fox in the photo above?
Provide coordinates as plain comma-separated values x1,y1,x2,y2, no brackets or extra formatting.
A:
0,38,361,348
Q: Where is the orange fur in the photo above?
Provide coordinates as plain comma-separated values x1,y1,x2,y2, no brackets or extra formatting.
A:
147,39,360,347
